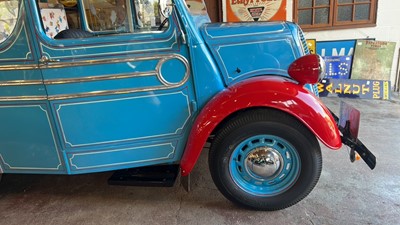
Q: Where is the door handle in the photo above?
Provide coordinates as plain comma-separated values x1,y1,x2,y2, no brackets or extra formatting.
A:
39,55,60,65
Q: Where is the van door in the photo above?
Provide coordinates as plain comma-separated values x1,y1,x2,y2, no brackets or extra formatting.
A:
0,0,64,174
30,0,194,173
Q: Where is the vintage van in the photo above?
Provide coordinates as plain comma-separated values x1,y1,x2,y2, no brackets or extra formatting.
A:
0,0,375,210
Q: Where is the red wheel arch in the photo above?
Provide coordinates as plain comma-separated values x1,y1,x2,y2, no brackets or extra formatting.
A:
180,76,342,176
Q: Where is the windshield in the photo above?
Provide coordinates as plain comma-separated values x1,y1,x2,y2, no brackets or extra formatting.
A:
183,0,210,26
185,0,207,16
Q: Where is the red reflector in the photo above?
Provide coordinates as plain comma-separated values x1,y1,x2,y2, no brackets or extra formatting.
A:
288,54,322,85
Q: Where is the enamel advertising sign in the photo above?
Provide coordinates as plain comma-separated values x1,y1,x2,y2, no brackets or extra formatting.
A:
318,79,391,100
225,0,286,22
322,56,352,79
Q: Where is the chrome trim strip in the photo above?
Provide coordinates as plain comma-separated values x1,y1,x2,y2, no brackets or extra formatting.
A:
0,54,189,101
46,54,190,100
0,80,43,86
40,30,177,59
41,55,166,69
156,54,190,86
0,96,47,101
0,64,40,71
48,85,171,100
44,71,155,85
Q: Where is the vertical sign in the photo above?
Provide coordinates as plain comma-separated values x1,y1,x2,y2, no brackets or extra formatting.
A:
306,39,316,54
225,0,286,22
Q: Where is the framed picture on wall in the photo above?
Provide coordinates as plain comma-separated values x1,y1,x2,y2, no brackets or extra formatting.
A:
223,0,286,22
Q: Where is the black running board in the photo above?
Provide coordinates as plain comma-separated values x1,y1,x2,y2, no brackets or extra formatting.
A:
108,164,180,187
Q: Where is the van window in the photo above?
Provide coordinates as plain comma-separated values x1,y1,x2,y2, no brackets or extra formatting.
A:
81,0,168,34
0,0,20,43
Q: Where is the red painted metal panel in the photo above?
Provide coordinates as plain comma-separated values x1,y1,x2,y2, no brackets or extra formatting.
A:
180,76,342,176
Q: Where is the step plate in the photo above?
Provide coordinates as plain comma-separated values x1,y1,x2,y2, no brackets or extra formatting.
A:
108,164,179,187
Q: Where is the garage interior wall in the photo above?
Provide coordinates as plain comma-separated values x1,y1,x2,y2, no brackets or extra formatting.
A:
216,0,400,90
287,0,400,89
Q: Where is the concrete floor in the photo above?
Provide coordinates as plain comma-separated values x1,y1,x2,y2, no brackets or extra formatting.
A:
0,95,399,225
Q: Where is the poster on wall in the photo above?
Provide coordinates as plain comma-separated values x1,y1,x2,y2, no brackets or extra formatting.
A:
351,40,396,80
318,78,391,100
323,56,352,79
224,0,286,22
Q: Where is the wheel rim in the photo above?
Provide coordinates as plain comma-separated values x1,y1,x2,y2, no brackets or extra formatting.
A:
229,135,301,196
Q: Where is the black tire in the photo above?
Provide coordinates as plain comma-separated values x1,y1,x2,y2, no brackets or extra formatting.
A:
209,109,322,211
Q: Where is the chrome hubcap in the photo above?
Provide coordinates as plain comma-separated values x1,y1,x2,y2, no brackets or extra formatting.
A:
245,147,283,179
229,135,301,196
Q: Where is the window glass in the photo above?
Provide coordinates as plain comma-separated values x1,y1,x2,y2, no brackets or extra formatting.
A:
315,0,330,6
82,0,134,32
81,0,167,33
185,0,208,15
299,0,312,8
0,0,19,43
134,0,167,30
298,9,312,25
315,8,329,24
337,5,352,21
355,4,370,20
294,0,377,30
338,0,352,3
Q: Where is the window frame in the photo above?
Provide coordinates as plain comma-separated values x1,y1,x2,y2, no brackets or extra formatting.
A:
293,0,378,31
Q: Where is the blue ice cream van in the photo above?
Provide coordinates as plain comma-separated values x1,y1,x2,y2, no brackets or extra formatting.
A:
0,0,375,210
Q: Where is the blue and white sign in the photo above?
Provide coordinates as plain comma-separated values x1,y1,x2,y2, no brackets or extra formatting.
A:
317,40,356,57
323,56,352,79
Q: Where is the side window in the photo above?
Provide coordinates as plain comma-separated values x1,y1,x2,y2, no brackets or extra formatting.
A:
82,0,134,32
134,0,168,30
0,0,19,43
38,2,69,38
36,0,169,39
81,0,168,34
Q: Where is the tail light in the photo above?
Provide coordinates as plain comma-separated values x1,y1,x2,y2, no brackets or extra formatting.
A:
288,54,325,85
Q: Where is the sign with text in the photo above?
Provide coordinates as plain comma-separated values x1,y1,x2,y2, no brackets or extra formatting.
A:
225,0,286,22
316,40,356,57
351,40,396,80
318,79,391,100
322,56,352,79
306,39,316,54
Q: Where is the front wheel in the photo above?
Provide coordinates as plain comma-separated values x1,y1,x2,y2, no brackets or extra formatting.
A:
209,109,322,211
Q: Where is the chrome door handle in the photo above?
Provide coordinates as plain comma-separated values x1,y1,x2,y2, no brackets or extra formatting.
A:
39,55,60,65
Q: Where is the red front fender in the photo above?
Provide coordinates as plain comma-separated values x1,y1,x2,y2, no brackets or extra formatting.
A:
181,76,342,176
